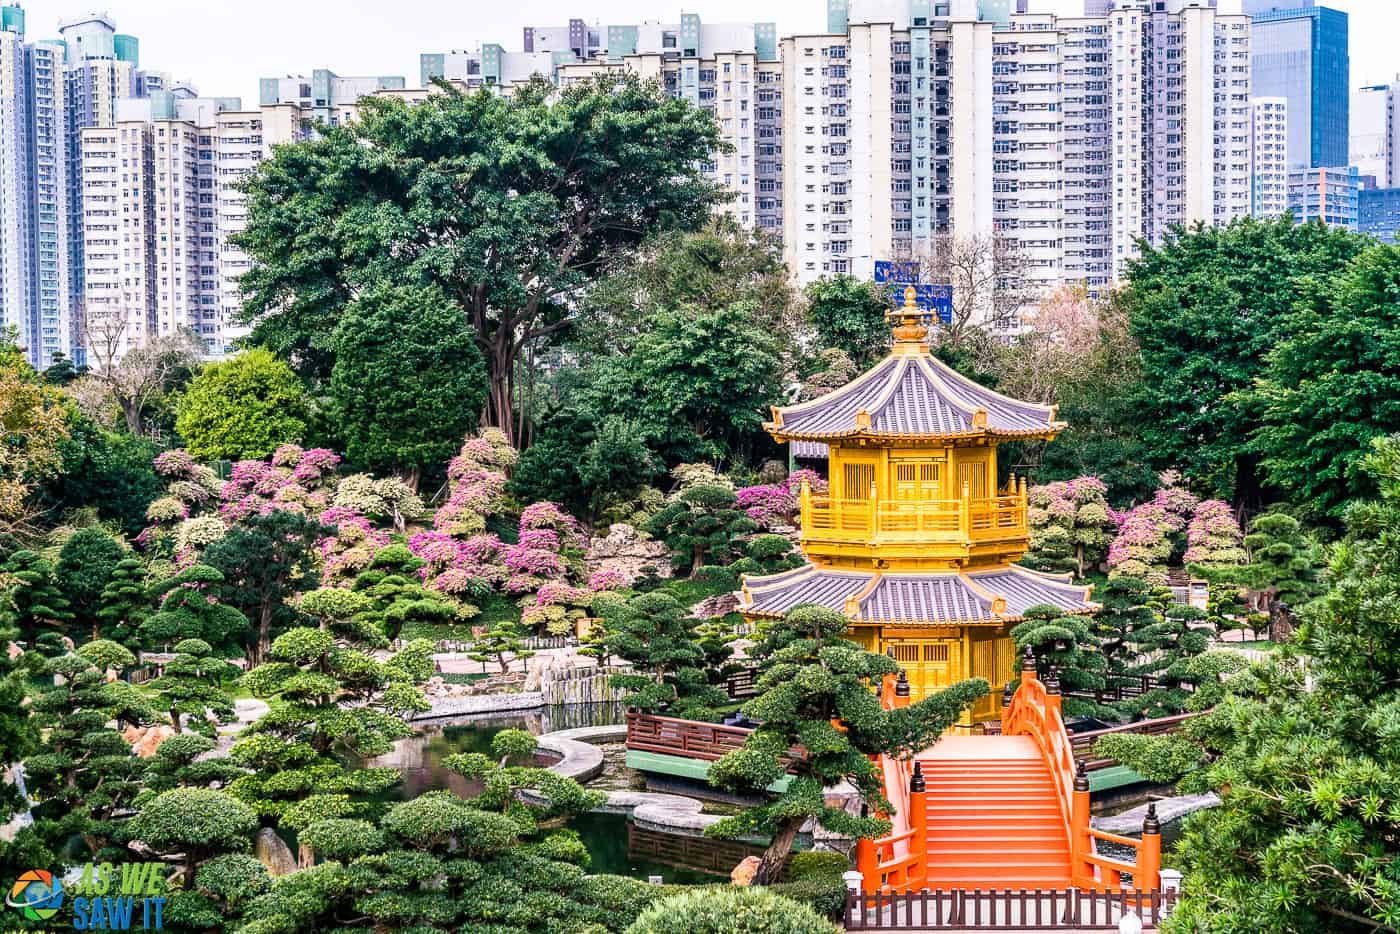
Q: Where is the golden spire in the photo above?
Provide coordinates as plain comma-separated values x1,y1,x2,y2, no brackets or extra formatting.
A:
887,285,929,350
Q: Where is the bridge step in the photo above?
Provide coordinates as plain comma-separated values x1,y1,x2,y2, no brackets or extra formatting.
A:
909,736,1074,889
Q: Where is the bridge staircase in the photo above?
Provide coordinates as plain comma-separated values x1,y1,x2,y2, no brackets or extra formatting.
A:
856,650,1161,895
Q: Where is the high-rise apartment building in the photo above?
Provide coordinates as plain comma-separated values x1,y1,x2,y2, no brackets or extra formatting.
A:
1246,0,1348,169
0,5,167,367
1359,185,1400,243
259,70,406,129
1351,79,1399,189
81,93,306,360
1251,97,1289,218
1287,164,1359,228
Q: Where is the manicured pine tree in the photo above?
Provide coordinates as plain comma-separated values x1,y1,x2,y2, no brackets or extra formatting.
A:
1,550,73,640
1093,575,1166,693
1113,603,1215,719
54,527,126,640
136,732,245,799
22,640,157,861
229,627,433,831
645,483,759,576
706,606,987,882
149,638,239,735
141,565,251,655
600,591,729,719
126,787,261,900
444,728,604,834
467,622,535,676
1011,604,1110,719
96,556,150,645
1239,510,1326,630
348,544,461,641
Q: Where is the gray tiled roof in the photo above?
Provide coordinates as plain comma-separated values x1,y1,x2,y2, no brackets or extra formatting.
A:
770,354,1061,441
791,440,829,460
740,564,1096,624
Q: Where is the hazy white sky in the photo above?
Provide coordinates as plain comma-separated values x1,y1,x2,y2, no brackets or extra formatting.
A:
12,0,1399,105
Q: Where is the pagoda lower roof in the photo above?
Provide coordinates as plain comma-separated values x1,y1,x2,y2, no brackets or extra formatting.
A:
767,352,1063,442
739,563,1096,626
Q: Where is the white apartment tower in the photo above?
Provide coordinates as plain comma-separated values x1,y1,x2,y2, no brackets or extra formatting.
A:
81,95,306,360
1351,79,1399,189
1251,96,1288,217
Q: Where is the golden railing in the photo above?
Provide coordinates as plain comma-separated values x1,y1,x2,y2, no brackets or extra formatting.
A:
798,481,1028,546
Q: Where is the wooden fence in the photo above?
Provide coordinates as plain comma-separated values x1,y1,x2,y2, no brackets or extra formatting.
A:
393,635,577,654
844,888,1175,930
625,710,804,764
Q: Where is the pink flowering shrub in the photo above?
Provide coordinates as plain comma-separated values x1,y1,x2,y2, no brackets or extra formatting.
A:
435,430,518,535
1025,476,1116,576
1183,499,1246,567
784,469,830,496
587,567,627,592
1106,476,1200,585
735,484,797,529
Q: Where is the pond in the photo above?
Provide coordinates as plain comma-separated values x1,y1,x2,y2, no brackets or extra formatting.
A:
368,703,767,885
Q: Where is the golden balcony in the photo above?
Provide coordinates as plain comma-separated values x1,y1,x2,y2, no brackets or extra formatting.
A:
797,482,1030,569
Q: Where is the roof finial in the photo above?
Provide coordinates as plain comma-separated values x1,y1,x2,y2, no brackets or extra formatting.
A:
887,285,929,349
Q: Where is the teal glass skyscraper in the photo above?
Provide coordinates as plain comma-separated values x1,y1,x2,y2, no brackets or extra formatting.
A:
1246,1,1349,169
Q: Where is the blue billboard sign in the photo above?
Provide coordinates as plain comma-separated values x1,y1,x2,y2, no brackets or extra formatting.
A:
873,260,920,284
874,261,953,324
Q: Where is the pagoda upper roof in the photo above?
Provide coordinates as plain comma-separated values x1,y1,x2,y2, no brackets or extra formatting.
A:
767,351,1063,444
739,563,1095,626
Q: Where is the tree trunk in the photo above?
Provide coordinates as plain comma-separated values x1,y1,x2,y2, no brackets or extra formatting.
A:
756,818,803,884
170,706,182,734
121,399,142,436
254,603,274,667
487,332,516,447
691,546,705,577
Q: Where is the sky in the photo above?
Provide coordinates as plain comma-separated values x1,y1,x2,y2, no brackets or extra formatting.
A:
10,0,1399,106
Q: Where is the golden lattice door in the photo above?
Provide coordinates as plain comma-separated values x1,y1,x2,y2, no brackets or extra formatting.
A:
886,639,961,700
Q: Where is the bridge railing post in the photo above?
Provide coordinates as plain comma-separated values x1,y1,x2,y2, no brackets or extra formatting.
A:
1071,760,1091,884
908,762,928,887
1138,803,1161,893
855,804,879,893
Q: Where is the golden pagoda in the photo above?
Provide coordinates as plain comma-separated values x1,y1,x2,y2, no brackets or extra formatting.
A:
739,287,1097,723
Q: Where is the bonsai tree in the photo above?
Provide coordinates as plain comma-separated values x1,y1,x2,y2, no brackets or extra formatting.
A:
1,550,73,639
1113,603,1215,719
731,533,805,576
229,627,432,827
141,565,250,655
600,591,729,718
1093,575,1165,693
706,605,987,882
96,556,151,645
23,640,157,860
1238,510,1325,636
126,787,259,890
444,729,604,834
1010,604,1110,719
1024,477,1116,577
468,622,535,676
348,544,463,641
148,638,239,735
137,732,246,799
646,483,758,576
55,527,126,640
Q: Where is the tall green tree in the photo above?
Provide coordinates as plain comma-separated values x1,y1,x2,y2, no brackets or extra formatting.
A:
203,511,326,664
580,302,784,465
235,75,724,445
55,526,125,640
805,274,892,368
575,217,795,357
707,606,987,882
1107,435,1400,931
330,282,487,488
174,349,311,461
1125,216,1368,507
1247,243,1400,518
39,419,161,535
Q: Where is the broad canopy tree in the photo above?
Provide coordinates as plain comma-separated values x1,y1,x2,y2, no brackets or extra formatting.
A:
235,75,725,445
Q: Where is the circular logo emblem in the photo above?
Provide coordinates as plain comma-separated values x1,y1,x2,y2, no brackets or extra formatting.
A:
6,869,64,921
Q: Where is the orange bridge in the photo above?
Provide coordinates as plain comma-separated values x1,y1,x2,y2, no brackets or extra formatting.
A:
856,652,1162,894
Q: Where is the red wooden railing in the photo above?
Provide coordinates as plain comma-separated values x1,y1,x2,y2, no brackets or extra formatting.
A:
624,710,805,766
1003,663,1160,892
